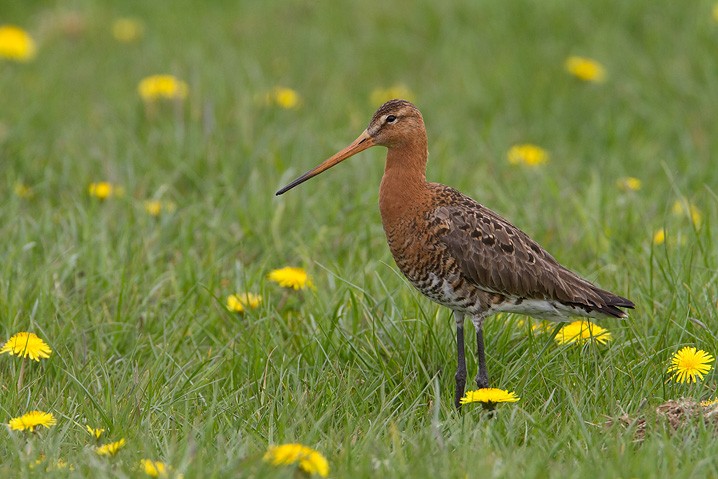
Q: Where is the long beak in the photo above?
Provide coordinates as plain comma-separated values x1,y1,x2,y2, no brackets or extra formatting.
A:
276,130,374,195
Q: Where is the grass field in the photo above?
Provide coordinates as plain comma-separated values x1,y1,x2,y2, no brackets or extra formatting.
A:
2,0,718,477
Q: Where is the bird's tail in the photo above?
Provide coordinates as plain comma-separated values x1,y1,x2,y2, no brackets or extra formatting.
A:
594,289,635,318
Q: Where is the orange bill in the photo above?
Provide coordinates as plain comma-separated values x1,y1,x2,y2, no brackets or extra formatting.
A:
276,130,374,195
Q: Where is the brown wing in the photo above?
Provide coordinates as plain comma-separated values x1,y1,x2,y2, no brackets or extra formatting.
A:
432,187,633,316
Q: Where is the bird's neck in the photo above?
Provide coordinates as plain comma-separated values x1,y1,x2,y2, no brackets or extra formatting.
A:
379,137,429,224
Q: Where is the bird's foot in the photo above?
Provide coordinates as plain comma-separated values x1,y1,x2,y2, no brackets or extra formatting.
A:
475,370,489,390
474,371,495,412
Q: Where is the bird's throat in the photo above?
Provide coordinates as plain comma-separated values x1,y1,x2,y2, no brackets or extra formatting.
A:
378,145,429,226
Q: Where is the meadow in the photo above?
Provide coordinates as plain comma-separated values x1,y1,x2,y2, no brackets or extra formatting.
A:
2,0,718,477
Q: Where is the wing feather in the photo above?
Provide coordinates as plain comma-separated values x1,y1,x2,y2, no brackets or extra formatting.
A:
431,186,632,316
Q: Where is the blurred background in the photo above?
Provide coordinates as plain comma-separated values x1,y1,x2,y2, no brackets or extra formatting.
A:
3,1,716,261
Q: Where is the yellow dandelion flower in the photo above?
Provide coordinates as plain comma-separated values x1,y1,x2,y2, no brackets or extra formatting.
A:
96,438,126,456
370,84,415,107
565,56,606,83
141,459,170,477
144,200,176,217
265,87,301,109
112,18,144,43
31,456,75,471
268,267,313,290
8,411,56,432
14,182,34,198
0,25,36,62
672,200,702,228
86,425,105,439
275,88,300,109
88,181,122,200
667,346,714,383
138,75,189,102
671,201,683,215
263,443,329,478
701,398,718,407
616,176,641,192
226,292,262,313
51,459,73,471
31,455,45,469
690,208,701,227
507,144,549,166
555,320,611,345
144,200,162,216
653,228,666,246
460,388,520,405
31,456,74,472
0,332,52,361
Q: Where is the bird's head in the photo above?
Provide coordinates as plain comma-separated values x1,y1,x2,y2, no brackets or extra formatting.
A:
366,99,424,148
275,99,423,195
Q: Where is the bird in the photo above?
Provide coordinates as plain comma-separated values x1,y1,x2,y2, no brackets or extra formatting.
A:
276,99,634,409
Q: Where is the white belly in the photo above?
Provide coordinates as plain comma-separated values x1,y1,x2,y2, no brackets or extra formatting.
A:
493,298,605,321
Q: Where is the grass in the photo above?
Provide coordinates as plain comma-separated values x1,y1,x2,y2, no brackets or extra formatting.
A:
2,0,718,477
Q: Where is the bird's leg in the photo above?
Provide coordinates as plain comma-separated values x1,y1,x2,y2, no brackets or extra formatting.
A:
473,316,495,412
454,312,467,410
473,316,489,389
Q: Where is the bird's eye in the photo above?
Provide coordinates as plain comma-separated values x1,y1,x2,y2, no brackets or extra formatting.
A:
386,115,397,123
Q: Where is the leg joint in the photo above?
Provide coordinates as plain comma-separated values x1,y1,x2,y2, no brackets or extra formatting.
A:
454,311,465,328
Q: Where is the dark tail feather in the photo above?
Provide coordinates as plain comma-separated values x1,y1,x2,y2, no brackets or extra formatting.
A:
595,289,635,318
